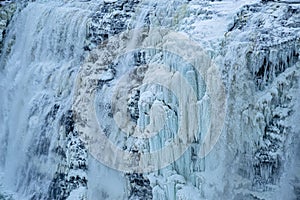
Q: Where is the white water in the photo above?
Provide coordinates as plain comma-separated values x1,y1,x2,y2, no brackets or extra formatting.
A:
0,1,96,198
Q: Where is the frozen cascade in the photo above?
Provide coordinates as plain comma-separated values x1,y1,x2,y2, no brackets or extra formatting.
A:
0,0,300,199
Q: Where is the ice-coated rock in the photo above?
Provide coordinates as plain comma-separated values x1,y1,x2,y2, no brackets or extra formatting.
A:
0,1,15,58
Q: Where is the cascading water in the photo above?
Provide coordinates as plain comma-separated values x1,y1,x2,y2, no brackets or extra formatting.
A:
0,1,98,198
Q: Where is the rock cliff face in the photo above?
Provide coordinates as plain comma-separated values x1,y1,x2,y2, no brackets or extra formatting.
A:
0,2,15,59
0,0,299,199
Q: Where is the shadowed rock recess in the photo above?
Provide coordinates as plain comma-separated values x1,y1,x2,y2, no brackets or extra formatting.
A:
0,0,299,199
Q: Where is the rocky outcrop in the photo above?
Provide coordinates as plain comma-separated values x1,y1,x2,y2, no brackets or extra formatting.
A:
127,173,152,200
0,1,15,57
47,110,88,200
85,0,142,50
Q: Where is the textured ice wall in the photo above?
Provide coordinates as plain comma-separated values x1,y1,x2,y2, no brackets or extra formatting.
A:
218,2,300,199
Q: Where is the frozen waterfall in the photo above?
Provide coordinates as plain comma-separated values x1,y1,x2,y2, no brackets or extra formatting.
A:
0,0,299,199
0,1,95,199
